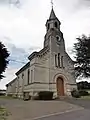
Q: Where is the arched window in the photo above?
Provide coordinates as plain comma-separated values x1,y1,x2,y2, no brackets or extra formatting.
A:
55,22,58,28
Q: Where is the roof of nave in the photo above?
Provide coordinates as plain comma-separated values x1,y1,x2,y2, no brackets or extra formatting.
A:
15,62,30,76
6,77,17,87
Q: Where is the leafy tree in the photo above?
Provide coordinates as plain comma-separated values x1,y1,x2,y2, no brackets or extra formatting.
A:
0,42,9,79
77,81,90,90
73,35,90,79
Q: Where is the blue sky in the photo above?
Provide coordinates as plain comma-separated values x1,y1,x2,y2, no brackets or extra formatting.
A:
0,0,90,89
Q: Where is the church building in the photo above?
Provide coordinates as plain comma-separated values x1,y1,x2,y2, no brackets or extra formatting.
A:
6,8,77,98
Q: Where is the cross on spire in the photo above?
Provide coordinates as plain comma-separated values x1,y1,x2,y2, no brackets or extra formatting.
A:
51,0,53,8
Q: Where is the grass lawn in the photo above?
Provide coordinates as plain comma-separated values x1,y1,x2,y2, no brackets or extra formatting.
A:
78,89,90,100
80,96,90,100
0,106,9,120
82,89,90,93
0,95,17,99
87,90,90,94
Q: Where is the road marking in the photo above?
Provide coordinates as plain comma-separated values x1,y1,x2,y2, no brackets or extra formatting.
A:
31,107,84,120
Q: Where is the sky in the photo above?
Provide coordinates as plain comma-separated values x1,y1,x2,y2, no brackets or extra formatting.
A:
0,0,90,89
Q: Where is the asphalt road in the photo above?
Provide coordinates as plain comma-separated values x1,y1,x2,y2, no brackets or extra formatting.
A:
37,109,90,120
0,98,82,120
64,99,90,109
35,99,90,120
0,98,90,120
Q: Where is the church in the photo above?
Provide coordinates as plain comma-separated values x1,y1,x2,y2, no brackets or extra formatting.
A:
6,8,77,99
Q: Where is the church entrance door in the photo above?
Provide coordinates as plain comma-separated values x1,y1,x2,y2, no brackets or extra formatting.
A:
56,77,64,96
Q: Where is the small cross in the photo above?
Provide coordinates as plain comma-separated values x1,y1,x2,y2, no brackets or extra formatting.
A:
51,0,53,8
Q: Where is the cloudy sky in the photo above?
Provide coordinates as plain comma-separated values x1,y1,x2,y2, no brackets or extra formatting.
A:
0,0,90,89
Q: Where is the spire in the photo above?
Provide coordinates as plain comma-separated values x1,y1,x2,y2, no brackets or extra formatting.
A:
45,4,61,32
49,8,57,20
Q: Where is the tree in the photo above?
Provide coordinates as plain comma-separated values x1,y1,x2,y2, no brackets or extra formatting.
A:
77,81,90,90
0,42,9,79
73,35,90,79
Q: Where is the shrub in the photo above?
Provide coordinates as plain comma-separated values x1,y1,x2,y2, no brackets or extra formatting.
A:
23,95,31,101
79,90,89,96
38,91,53,100
71,89,80,98
0,93,5,96
7,94,12,97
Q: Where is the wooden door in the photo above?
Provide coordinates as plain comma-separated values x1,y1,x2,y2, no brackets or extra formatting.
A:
57,77,64,96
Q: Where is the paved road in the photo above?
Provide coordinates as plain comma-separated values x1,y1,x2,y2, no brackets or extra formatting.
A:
34,99,90,120
64,99,90,109
0,98,90,120
0,98,81,120
37,109,90,120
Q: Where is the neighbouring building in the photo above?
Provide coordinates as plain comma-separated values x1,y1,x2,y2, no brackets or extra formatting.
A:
6,8,77,99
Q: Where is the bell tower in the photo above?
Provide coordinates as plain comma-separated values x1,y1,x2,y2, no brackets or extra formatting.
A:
44,8,65,53
46,8,61,32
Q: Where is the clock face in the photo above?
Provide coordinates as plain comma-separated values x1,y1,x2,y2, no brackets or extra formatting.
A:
56,35,60,42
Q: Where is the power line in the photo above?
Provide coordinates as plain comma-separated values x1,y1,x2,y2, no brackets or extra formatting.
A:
8,59,26,64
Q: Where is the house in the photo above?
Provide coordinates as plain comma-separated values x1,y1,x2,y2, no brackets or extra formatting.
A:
6,8,77,99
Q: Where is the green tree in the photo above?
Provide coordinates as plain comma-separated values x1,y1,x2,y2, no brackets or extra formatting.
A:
0,42,9,79
74,35,90,79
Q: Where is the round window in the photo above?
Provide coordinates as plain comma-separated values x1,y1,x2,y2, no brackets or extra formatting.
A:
56,35,60,42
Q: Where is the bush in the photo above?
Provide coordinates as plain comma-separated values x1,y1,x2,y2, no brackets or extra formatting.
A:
79,90,89,96
38,91,53,100
7,94,12,97
0,93,6,96
71,89,80,98
23,95,31,101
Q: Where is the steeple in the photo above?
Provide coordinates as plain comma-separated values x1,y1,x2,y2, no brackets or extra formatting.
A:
49,8,57,20
44,7,65,51
46,8,61,32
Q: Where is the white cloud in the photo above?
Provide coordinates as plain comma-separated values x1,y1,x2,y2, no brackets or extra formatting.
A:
0,66,18,89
